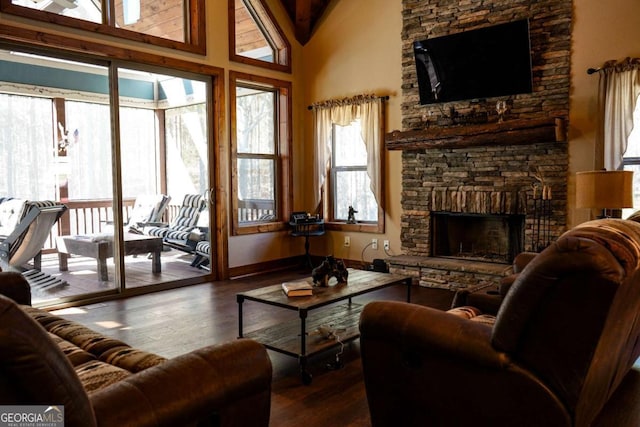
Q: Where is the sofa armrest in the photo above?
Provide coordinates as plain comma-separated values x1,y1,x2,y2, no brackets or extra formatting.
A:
0,271,32,305
361,301,508,368
90,339,272,427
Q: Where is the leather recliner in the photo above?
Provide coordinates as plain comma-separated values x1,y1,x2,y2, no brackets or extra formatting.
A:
359,218,640,427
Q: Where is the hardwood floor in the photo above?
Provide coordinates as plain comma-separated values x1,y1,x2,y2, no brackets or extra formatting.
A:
44,268,640,426
52,269,454,427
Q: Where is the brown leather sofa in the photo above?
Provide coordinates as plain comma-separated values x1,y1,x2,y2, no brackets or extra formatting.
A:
0,271,272,427
359,218,640,427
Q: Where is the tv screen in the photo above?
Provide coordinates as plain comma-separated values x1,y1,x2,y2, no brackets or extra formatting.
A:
413,19,533,105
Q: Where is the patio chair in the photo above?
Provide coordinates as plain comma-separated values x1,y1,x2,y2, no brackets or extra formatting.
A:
103,194,171,234
0,200,68,289
143,194,206,251
191,240,210,269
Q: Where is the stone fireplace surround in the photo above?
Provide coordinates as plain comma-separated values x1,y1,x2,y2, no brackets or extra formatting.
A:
387,122,568,290
388,0,572,291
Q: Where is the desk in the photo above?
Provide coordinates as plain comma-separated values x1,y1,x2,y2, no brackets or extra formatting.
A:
289,219,324,269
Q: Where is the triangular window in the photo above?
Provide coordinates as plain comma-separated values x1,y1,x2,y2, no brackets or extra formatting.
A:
230,0,291,73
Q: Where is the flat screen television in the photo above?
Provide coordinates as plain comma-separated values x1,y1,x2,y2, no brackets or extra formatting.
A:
413,19,533,105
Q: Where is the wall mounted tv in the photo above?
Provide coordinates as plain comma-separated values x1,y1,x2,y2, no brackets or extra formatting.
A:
413,19,533,105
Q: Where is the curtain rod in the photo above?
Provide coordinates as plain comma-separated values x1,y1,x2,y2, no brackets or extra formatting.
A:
307,95,389,110
587,57,640,74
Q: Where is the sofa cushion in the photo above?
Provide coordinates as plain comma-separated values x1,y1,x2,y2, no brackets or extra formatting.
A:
75,360,132,394
23,305,167,373
447,305,497,326
48,332,97,367
447,305,482,319
100,347,166,373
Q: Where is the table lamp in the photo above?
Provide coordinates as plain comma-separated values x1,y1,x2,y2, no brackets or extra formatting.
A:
575,170,634,218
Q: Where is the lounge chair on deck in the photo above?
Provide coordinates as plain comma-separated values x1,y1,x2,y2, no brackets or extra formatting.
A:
0,200,68,289
143,194,206,252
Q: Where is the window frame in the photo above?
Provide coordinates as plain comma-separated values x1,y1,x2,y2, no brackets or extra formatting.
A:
0,0,207,55
228,0,291,73
229,71,292,235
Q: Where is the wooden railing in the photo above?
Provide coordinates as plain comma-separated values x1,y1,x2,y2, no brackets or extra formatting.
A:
238,199,275,222
42,198,270,252
43,198,178,252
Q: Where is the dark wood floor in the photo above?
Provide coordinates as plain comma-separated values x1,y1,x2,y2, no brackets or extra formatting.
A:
52,269,454,427
50,269,640,427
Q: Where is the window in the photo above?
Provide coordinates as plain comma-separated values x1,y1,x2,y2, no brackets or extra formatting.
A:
331,120,378,222
622,95,640,217
312,95,385,233
230,71,291,235
229,0,291,72
1,0,206,54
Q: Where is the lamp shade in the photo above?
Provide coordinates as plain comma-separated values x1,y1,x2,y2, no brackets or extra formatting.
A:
575,170,634,209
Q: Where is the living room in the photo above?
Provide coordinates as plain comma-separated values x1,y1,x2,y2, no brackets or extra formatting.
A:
1,0,640,425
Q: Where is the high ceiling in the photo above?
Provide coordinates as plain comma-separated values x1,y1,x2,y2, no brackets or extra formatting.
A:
277,0,333,45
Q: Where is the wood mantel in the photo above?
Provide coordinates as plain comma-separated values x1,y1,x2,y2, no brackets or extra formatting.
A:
386,117,566,150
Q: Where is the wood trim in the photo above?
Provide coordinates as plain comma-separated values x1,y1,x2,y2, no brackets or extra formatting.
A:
228,256,300,278
211,68,228,281
0,0,206,55
386,117,566,151
0,24,221,77
229,71,293,236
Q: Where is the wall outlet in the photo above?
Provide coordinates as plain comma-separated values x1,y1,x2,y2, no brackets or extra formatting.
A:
344,236,350,247
372,238,378,250
383,240,390,251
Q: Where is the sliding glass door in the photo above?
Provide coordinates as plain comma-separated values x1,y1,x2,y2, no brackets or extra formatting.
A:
0,47,214,306
117,67,211,291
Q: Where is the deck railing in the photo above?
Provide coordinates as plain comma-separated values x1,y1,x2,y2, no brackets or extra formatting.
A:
43,198,178,253
238,198,275,222
42,198,272,252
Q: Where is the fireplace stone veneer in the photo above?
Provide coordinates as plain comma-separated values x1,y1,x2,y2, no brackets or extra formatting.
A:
388,0,571,290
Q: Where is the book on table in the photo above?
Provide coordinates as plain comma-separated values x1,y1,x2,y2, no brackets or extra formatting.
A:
282,280,314,297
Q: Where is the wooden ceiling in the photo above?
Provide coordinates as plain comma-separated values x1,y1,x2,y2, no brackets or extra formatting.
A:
277,0,332,45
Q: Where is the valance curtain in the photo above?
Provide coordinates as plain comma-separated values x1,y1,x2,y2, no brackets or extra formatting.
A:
311,94,383,211
596,58,640,170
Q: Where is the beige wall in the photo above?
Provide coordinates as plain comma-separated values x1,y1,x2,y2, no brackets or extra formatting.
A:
302,0,640,263
301,0,404,263
569,0,640,226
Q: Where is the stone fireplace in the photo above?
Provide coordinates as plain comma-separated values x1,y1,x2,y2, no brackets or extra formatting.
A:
387,0,571,290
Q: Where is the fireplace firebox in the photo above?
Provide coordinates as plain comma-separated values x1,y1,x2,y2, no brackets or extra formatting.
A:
431,212,525,264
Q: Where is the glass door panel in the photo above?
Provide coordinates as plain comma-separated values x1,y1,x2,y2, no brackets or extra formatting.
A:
0,48,116,305
0,47,213,306
117,68,211,289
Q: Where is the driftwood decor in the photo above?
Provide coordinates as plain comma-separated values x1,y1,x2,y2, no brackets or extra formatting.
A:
385,117,565,150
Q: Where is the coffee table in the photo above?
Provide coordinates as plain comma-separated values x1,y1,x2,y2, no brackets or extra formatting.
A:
236,268,411,384
57,233,163,281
